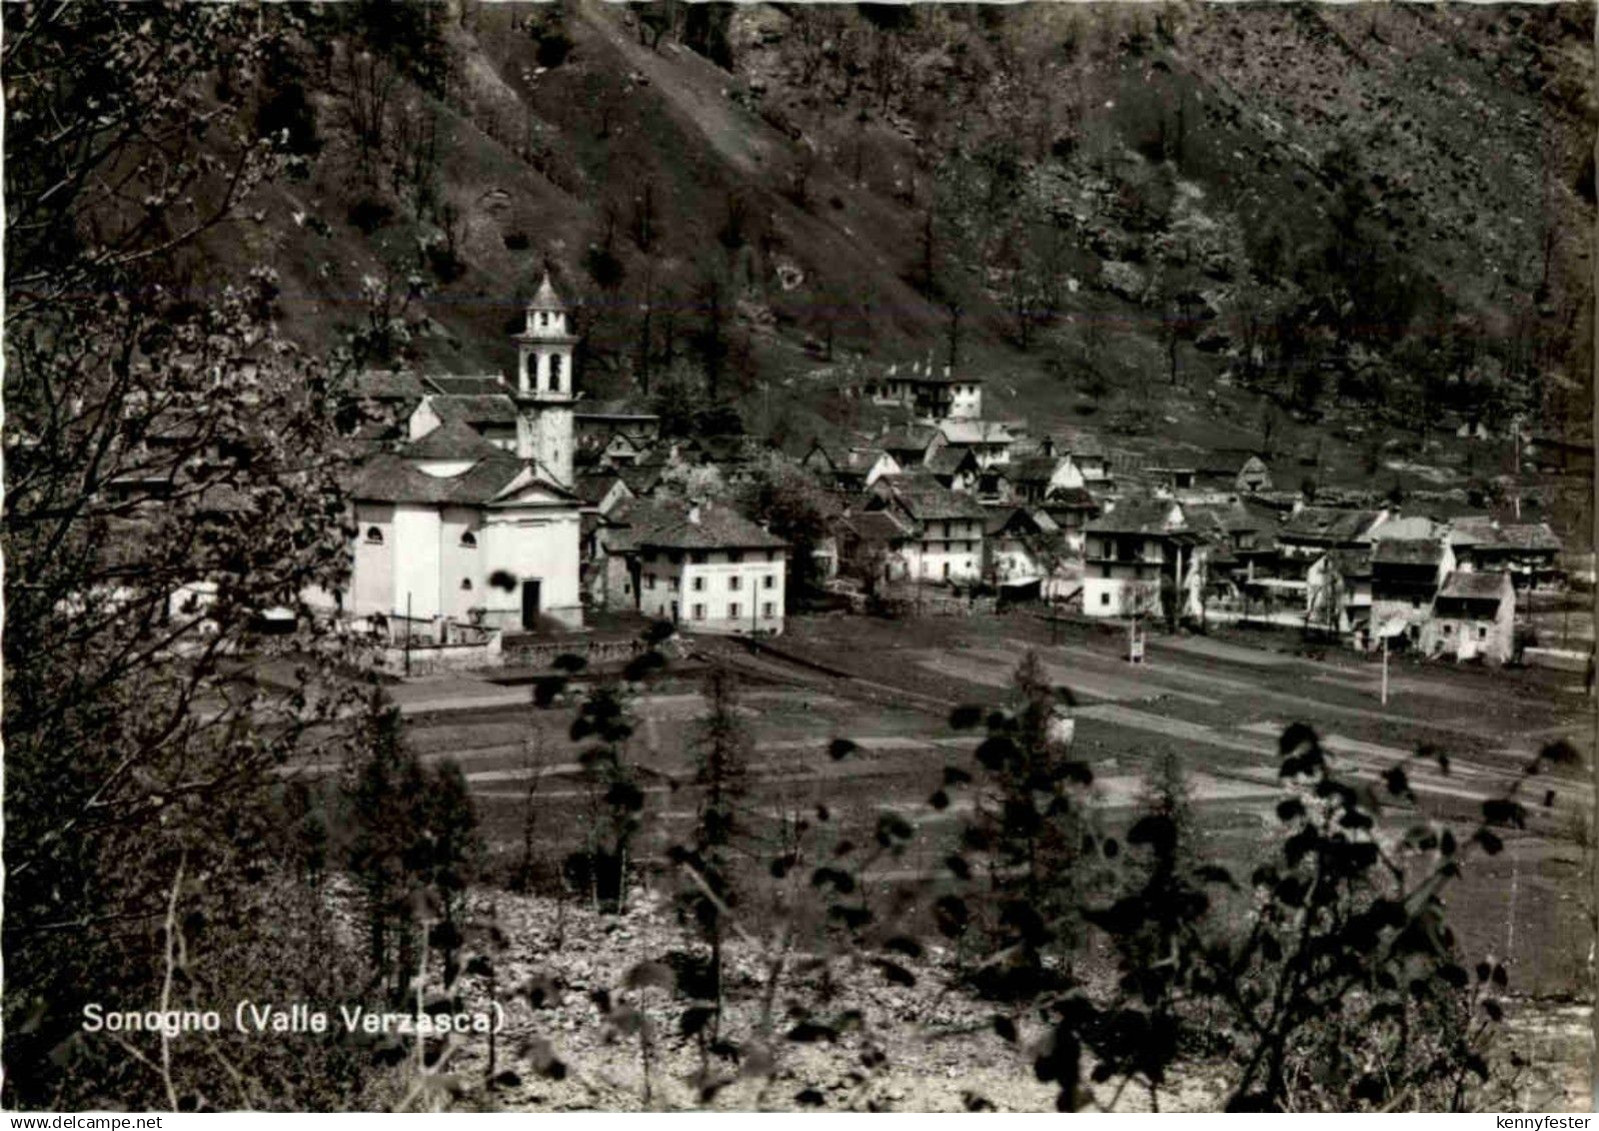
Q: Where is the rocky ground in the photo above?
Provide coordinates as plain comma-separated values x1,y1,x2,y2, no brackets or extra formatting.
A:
401,885,1591,1113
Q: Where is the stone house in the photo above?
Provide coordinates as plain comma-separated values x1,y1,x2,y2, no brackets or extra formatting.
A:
621,500,789,635
863,474,988,584
1082,498,1195,619
1423,570,1515,663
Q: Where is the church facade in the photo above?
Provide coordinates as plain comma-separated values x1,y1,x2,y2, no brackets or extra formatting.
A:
344,275,586,632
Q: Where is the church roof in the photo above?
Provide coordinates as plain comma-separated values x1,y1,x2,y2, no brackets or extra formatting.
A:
528,273,567,312
350,453,574,506
402,420,504,461
425,394,520,426
425,374,509,397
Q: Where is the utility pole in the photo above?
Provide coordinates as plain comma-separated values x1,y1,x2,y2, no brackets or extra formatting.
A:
405,592,413,677
1380,632,1389,706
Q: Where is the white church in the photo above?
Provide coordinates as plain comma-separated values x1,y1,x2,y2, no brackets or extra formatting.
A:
344,275,586,633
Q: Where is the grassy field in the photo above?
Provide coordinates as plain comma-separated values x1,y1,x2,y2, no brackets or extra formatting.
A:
361,609,1595,1004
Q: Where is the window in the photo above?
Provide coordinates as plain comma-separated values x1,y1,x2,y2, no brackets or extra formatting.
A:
728,550,744,563
692,577,705,592
644,550,657,563
461,578,473,591
693,604,706,620
550,354,563,393
729,602,741,620
942,562,951,580
1478,626,1488,640
539,311,549,327
762,602,775,619
763,575,775,590
669,577,679,591
728,575,742,591
646,574,656,590
1100,592,1111,606
365,526,384,545
1443,623,1454,636
691,551,708,564
766,550,777,562
460,531,477,548
669,551,683,564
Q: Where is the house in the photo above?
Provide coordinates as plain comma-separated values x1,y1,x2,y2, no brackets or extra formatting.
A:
343,370,428,445
1235,455,1273,493
801,442,902,493
1082,498,1196,619
1067,439,1113,486
577,427,651,470
1147,466,1199,496
1041,486,1102,554
575,472,634,517
1448,517,1563,588
1370,537,1455,649
974,464,1013,505
937,419,1016,467
861,362,983,421
879,424,947,469
926,446,982,493
1008,453,1087,505
836,509,917,582
620,499,789,635
1423,570,1516,663
574,399,661,454
1276,505,1390,572
984,508,1073,600
1305,549,1373,640
343,274,588,635
864,474,988,584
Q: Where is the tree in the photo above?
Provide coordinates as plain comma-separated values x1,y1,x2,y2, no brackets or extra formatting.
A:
733,454,834,598
569,683,646,913
3,5,371,1108
672,666,751,1038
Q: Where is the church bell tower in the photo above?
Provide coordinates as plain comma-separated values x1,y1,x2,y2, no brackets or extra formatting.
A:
512,272,578,486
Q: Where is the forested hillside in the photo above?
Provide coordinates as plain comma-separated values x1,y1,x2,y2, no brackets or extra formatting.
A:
161,2,1599,481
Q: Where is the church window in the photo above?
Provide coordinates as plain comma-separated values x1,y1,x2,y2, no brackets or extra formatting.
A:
461,578,473,591
540,311,549,327
550,354,563,393
365,526,384,545
460,531,477,548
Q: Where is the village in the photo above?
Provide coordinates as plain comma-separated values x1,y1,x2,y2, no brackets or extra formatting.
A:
323,274,1588,680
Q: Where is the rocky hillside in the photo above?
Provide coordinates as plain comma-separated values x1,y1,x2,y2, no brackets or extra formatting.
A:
205,2,1594,473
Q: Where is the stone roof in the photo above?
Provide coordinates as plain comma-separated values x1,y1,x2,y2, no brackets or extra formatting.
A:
426,394,520,426
1324,548,1372,578
576,399,659,420
844,510,914,544
350,453,570,506
401,419,504,461
1449,517,1563,552
575,472,628,507
1045,485,1100,510
871,474,989,522
1085,498,1183,535
614,499,787,551
1371,537,1446,566
424,374,508,397
926,447,976,476
938,420,1015,446
1009,455,1066,485
880,425,942,453
1281,506,1383,544
351,370,428,401
1438,570,1513,602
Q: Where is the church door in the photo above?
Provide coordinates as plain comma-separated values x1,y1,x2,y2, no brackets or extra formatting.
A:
521,580,541,630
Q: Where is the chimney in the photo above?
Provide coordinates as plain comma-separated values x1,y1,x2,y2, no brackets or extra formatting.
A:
687,503,702,526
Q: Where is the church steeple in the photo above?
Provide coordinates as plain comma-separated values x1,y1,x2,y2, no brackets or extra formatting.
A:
511,271,579,487
514,272,578,401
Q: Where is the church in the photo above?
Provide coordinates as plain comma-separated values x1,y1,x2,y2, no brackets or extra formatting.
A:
345,275,586,633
